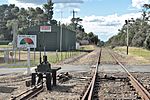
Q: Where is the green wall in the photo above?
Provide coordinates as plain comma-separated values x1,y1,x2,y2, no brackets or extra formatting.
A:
25,24,76,51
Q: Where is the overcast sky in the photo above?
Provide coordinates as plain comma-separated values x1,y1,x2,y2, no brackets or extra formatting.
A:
0,0,149,41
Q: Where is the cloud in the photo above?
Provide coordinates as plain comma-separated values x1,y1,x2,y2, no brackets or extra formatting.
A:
7,0,44,8
6,0,143,41
54,3,81,10
13,0,47,5
131,0,150,9
88,15,121,26
81,13,142,41
7,0,83,9
55,12,142,41
9,0,84,4
53,0,84,3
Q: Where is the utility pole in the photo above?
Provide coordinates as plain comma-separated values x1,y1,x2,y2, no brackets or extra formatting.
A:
126,22,129,55
72,10,77,20
125,18,135,55
60,10,63,52
49,0,83,52
72,10,77,30
12,20,18,64
12,20,18,49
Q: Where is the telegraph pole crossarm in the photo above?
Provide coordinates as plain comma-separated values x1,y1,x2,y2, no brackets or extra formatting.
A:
125,18,135,55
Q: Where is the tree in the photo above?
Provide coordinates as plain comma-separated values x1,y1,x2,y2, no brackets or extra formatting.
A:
87,32,99,44
88,32,94,38
106,4,150,48
144,35,150,49
18,8,28,28
8,4,15,9
43,0,54,23
28,7,36,20
0,4,8,20
11,7,19,19
36,7,44,14
19,8,27,15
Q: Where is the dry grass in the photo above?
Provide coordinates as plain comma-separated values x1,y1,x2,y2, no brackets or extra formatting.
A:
114,46,150,65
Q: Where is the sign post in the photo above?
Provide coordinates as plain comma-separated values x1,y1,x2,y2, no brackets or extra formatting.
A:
40,26,51,55
27,47,30,74
40,26,51,32
17,35,37,74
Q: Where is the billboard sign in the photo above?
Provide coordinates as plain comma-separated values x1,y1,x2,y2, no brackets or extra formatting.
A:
40,26,51,32
17,35,37,48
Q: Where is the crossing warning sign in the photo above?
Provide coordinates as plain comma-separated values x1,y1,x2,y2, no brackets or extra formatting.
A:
40,26,51,32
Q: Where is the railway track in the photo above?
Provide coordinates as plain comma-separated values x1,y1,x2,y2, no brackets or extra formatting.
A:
81,48,150,100
11,84,44,100
109,50,150,100
81,48,102,100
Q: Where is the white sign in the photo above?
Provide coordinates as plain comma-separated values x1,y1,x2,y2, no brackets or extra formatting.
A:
17,35,37,48
40,26,51,32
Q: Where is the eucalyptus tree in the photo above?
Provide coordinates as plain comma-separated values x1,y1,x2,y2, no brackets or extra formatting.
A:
43,0,54,23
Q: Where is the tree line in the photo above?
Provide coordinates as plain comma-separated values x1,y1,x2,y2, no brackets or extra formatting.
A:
0,1,100,45
106,4,150,49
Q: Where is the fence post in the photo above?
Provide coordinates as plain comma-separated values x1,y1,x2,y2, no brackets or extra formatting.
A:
27,47,31,74
34,48,36,65
19,48,20,61
4,50,9,63
13,48,17,64
56,50,59,62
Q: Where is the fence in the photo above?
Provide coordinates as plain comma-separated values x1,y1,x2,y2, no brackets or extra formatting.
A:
0,48,82,67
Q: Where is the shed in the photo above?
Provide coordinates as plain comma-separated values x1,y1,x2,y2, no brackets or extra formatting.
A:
25,24,76,51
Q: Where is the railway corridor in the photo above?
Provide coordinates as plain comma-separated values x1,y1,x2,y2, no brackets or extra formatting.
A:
90,48,150,100
93,73,138,99
0,48,150,100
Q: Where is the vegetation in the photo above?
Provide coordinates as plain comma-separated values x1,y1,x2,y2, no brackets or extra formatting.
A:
80,45,96,50
107,4,150,50
0,44,93,68
0,1,100,45
0,1,58,38
114,47,150,61
67,15,100,45
6,50,85,68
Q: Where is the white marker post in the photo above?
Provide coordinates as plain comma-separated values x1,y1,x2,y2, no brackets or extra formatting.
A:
17,35,37,75
27,47,31,74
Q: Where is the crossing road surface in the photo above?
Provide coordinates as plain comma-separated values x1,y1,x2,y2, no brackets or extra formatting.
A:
0,64,91,75
0,64,150,75
99,64,150,72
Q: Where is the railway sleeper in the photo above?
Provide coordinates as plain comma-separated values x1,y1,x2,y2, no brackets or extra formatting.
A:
100,78,129,82
103,98,137,100
94,87,100,92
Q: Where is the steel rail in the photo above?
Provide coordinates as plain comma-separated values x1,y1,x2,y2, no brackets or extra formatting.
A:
20,85,44,100
81,48,102,100
12,84,44,100
109,50,150,100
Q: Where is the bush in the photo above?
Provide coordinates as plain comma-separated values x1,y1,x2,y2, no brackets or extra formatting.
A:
111,45,116,49
0,41,10,45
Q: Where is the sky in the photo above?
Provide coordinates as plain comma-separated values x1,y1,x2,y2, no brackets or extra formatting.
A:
0,0,149,41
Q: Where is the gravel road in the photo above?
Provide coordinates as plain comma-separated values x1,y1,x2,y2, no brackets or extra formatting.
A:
0,48,149,100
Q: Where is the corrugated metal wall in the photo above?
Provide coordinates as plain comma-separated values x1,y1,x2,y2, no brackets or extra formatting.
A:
25,24,76,51
62,28,76,51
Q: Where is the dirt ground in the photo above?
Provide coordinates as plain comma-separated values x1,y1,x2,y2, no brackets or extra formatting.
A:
0,48,99,100
0,48,149,100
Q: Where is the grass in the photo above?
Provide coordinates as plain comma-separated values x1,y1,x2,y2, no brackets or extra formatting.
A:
8,65,28,68
114,46,150,60
6,50,83,68
79,45,96,50
0,45,13,48
0,45,95,68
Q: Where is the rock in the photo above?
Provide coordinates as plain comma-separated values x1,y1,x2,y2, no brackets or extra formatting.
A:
57,72,72,83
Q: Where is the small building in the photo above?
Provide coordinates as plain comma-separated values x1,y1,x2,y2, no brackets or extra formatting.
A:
25,24,76,51
80,40,89,45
